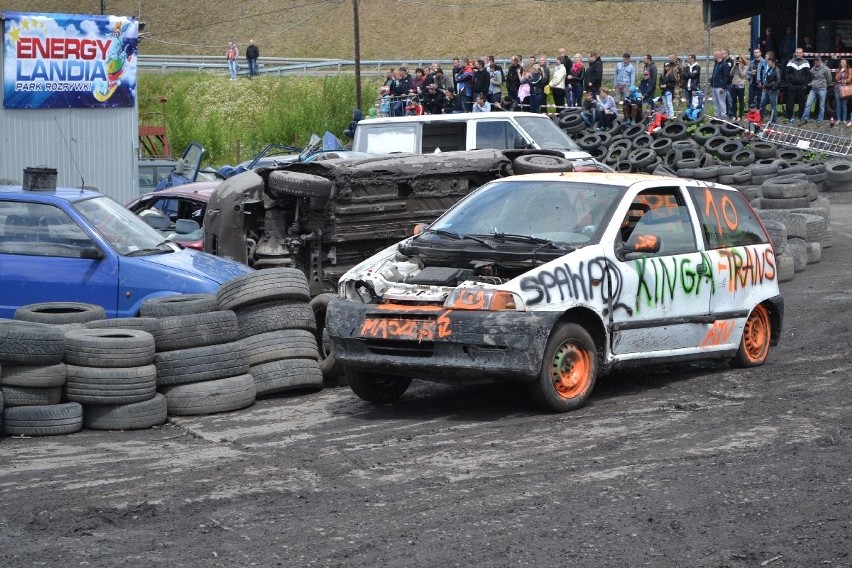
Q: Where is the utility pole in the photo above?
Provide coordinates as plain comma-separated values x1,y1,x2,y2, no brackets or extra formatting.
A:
353,0,362,110
100,0,106,15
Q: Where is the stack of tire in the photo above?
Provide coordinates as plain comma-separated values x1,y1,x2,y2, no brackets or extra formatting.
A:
140,294,256,416
1,318,79,437
63,328,167,430
214,269,323,397
553,112,836,283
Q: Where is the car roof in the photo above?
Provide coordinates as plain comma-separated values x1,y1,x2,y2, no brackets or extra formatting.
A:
0,185,103,202
137,181,219,200
501,172,739,191
361,111,551,125
138,158,178,167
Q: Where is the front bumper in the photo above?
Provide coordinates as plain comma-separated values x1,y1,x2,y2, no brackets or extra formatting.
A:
327,300,562,383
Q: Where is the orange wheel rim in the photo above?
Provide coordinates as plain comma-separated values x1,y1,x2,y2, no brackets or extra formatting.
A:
743,304,770,363
549,341,592,399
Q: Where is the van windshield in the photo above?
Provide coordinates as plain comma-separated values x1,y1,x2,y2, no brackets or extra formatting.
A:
515,116,582,152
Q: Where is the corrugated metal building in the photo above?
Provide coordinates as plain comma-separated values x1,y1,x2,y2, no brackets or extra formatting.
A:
0,12,139,204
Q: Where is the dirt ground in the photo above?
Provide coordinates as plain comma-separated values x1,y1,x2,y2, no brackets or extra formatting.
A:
1,194,851,567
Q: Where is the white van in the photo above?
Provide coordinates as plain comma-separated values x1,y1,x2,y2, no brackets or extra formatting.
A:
352,112,596,163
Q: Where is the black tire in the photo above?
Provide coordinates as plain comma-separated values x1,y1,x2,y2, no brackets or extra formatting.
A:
762,178,810,199
717,165,745,176
731,150,756,167
717,141,743,162
621,124,645,139
1,385,62,406
140,294,216,317
241,329,318,368
155,341,249,386
160,374,256,416
605,146,629,165
251,359,324,396
528,323,597,412
731,170,753,184
676,158,701,170
718,121,741,137
63,329,156,368
750,163,780,177
577,134,602,151
83,393,168,430
632,133,653,148
215,268,311,311
14,302,106,325
309,294,343,377
693,124,720,145
672,139,701,151
751,141,777,159
718,174,736,185
609,137,633,153
776,148,803,161
776,254,795,282
65,364,157,405
0,321,64,365
3,402,83,436
267,170,333,199
345,368,412,404
698,153,716,168
650,137,672,156
762,220,787,253
512,154,574,174
691,166,720,180
705,135,728,153
660,122,687,141
825,160,852,183
664,148,682,168
652,164,677,177
760,196,811,209
152,311,240,352
234,300,316,339
84,317,160,333
627,148,656,169
557,112,584,129
613,160,634,173
0,363,66,388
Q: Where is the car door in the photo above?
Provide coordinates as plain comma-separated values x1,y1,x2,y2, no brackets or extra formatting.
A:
686,185,777,350
607,185,714,356
0,201,119,318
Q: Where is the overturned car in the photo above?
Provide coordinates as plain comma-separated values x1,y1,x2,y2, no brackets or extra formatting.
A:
202,149,588,374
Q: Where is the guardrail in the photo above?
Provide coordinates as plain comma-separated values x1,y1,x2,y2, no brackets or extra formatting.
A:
137,54,716,78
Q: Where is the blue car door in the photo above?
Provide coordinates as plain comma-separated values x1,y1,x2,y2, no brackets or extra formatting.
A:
0,201,119,318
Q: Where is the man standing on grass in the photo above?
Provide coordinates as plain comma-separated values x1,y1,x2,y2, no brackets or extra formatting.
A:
226,41,238,80
613,53,635,103
710,50,728,117
747,47,766,106
246,39,259,78
800,56,832,124
586,52,603,99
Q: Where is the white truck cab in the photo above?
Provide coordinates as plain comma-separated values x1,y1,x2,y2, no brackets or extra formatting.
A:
352,112,595,162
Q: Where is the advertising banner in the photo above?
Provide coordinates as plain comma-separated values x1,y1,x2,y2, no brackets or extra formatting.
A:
3,12,138,109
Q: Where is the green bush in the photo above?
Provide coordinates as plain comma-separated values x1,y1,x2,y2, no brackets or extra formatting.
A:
138,74,383,165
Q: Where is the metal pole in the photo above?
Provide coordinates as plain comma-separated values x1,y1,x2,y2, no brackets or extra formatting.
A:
795,0,800,49
100,0,106,15
353,0,362,110
705,1,711,92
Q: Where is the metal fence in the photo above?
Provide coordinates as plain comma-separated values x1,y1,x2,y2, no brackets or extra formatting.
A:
138,54,716,79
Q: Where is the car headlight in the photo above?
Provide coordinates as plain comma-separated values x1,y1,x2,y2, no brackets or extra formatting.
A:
444,288,525,311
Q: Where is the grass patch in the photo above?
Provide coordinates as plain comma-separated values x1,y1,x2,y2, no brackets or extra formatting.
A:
139,74,382,165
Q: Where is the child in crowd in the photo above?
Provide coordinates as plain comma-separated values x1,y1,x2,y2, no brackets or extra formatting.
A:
745,102,762,137
623,85,644,126
647,97,668,134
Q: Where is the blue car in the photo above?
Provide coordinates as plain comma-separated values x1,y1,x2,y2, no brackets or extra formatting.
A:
0,182,252,319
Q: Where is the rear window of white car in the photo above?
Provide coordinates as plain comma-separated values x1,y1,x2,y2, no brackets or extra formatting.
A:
687,186,768,249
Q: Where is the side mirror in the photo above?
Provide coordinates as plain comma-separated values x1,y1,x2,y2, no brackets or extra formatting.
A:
80,245,105,260
625,234,661,254
514,136,528,149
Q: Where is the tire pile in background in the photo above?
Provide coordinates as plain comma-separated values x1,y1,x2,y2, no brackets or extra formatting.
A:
0,268,322,437
558,109,851,283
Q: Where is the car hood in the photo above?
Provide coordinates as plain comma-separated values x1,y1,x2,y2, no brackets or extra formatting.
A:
137,248,252,284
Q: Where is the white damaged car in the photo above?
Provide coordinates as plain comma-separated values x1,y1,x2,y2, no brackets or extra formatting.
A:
326,172,784,412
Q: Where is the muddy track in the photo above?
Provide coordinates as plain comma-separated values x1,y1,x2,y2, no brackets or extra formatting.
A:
1,197,851,568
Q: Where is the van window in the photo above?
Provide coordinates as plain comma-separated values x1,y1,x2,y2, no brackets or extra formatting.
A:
515,115,582,151
422,122,466,153
475,120,525,150
362,125,418,153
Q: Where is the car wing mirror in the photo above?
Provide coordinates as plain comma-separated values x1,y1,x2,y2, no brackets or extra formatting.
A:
80,245,105,261
625,234,661,254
